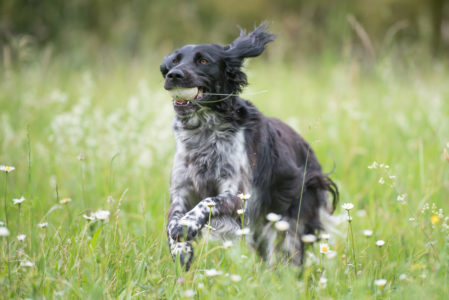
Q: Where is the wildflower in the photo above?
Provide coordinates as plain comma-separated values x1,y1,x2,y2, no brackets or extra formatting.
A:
205,269,222,277
237,209,244,215
20,260,34,267
206,202,216,208
38,222,48,229
275,220,290,231
399,274,406,280
182,290,195,298
94,210,110,221
374,279,387,287
197,283,204,289
238,193,251,201
320,233,330,240
223,240,233,249
0,227,10,237
319,243,330,254
177,277,185,284
17,234,26,241
301,234,317,243
83,214,95,221
341,203,354,211
431,215,440,225
368,161,378,169
378,177,385,184
59,197,72,205
13,196,25,205
409,217,415,222
266,213,281,222
376,240,385,247
363,229,373,237
319,277,327,287
230,274,241,282
0,165,15,173
236,228,250,236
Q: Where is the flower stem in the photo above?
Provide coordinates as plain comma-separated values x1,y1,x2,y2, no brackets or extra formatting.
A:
347,210,357,276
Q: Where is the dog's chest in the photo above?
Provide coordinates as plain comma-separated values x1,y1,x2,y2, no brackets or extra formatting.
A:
174,126,250,202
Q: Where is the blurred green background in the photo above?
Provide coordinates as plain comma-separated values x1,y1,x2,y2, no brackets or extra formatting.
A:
1,0,448,64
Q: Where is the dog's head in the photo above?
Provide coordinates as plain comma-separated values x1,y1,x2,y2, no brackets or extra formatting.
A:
160,24,275,116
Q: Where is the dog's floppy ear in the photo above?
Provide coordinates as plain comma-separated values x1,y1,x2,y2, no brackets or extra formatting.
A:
223,23,276,94
225,23,276,59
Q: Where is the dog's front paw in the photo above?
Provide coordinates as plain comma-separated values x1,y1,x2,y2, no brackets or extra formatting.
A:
170,241,194,271
170,216,201,241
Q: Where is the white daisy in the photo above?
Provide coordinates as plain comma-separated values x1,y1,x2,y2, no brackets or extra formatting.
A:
204,269,222,277
376,240,385,247
223,240,233,249
274,220,290,231
236,228,250,236
301,234,317,243
20,260,34,267
38,222,48,229
341,203,354,211
266,213,281,222
363,229,373,237
238,193,251,201
94,210,110,220
319,243,330,254
17,234,26,241
0,227,10,237
59,197,72,204
374,279,387,287
13,196,25,205
0,165,15,173
182,290,195,298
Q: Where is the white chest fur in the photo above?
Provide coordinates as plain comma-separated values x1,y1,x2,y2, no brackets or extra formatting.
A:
171,115,251,208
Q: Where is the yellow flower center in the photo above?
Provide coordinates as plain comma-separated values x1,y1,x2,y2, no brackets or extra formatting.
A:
431,215,440,225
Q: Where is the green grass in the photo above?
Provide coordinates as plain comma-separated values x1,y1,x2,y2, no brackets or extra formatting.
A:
0,52,448,299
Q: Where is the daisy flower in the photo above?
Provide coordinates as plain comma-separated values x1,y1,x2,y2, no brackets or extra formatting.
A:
275,220,290,231
363,229,373,237
38,222,48,229
374,279,387,287
319,243,330,254
341,203,354,211
0,165,15,173
59,197,72,205
376,240,385,247
301,234,317,243
17,234,26,241
238,193,251,201
223,240,233,249
94,210,110,221
266,213,281,222
230,274,241,282
13,196,25,205
0,227,10,237
20,260,34,267
236,228,250,236
205,269,222,277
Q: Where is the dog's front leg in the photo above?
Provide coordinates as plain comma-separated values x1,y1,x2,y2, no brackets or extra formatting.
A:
170,192,242,241
167,196,194,270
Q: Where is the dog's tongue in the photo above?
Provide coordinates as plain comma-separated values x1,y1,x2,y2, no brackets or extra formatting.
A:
176,99,189,105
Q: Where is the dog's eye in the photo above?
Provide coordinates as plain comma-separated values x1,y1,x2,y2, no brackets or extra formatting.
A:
172,59,179,65
199,59,208,65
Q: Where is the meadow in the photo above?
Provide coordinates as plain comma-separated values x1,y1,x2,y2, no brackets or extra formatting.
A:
0,50,448,299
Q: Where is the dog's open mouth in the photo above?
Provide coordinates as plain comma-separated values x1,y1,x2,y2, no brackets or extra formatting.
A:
169,87,204,106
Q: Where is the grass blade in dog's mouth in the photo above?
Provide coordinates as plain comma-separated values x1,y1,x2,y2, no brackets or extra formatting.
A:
169,87,198,105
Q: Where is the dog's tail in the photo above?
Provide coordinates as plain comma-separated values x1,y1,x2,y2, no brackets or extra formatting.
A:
305,170,339,213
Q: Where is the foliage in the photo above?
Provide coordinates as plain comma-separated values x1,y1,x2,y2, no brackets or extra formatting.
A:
0,47,448,298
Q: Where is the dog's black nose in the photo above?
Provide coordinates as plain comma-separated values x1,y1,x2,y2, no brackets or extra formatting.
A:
166,69,185,80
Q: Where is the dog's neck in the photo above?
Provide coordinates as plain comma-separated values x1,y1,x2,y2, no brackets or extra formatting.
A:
173,107,237,148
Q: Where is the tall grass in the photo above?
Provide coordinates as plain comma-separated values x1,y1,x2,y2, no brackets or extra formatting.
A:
0,51,448,299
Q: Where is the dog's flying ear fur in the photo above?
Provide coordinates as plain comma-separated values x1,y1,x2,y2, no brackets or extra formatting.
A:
224,23,276,94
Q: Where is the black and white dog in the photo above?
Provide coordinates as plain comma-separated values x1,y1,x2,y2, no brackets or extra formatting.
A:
160,24,338,270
